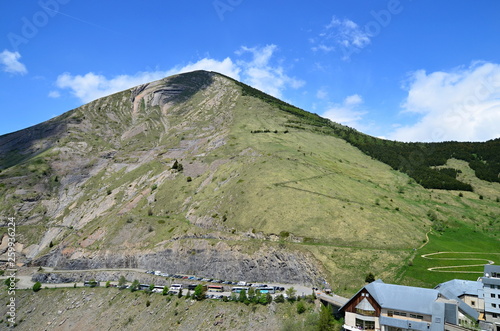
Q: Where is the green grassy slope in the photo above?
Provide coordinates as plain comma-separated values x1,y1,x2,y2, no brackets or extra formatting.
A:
397,224,500,288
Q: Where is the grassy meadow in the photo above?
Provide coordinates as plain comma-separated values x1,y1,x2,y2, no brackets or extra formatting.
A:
396,223,500,288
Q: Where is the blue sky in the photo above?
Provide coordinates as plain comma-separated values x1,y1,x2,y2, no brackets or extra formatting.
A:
1,0,500,142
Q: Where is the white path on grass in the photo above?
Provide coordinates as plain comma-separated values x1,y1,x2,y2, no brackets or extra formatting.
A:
421,251,499,273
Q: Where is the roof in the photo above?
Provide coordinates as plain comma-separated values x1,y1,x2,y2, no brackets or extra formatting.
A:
484,265,500,275
433,280,482,320
379,316,430,331
482,277,500,286
435,287,479,320
317,292,349,307
434,279,484,298
365,280,439,315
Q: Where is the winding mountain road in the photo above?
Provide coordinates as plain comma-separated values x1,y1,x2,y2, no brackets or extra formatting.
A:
421,251,498,273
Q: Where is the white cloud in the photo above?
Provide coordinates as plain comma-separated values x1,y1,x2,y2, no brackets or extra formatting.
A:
48,90,60,98
316,88,328,100
56,71,164,103
344,94,363,106
236,45,305,98
388,62,500,142
312,16,371,60
55,58,241,103
167,57,240,80
311,44,335,53
0,50,27,75
321,94,367,128
54,45,303,103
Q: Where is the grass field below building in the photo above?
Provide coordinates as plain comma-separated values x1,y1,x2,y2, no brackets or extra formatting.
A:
396,223,500,288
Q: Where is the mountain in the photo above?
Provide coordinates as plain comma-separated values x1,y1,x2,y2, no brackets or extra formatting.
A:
1,70,499,293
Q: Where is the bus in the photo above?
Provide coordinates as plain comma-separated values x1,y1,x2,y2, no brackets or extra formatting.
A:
256,287,275,294
138,284,150,291
207,285,224,292
231,287,249,293
153,286,165,293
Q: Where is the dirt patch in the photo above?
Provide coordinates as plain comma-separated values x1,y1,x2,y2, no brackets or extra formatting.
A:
80,228,106,248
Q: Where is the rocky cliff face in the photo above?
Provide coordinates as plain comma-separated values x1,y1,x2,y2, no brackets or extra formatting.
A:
34,240,323,285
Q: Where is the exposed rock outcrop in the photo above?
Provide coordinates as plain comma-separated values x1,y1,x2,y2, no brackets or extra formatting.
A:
32,240,323,286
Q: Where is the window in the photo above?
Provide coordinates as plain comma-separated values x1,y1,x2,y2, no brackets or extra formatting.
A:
356,319,375,330
492,294,496,298
471,301,475,306
388,311,394,317
492,313,498,318
492,303,497,308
